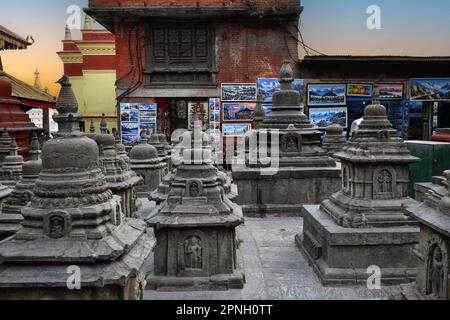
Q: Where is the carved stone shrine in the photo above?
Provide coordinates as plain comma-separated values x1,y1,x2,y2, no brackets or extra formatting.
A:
232,61,341,217
0,138,23,188
0,76,153,300
0,130,13,165
149,134,170,175
146,120,245,291
322,123,347,159
0,134,42,239
130,135,166,197
88,115,143,218
298,100,421,285
400,169,450,300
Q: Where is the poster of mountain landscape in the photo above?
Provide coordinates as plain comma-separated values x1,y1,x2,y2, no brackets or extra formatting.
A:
258,78,305,103
411,78,450,101
307,84,346,106
376,84,404,100
223,103,256,121
262,105,273,116
221,83,257,102
222,123,252,137
309,107,348,129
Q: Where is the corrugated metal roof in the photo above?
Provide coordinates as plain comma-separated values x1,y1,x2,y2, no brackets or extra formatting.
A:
300,55,450,62
0,25,30,49
4,72,55,103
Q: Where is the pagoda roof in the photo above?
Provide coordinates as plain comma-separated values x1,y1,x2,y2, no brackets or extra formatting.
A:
4,72,56,107
0,25,30,50
85,0,303,33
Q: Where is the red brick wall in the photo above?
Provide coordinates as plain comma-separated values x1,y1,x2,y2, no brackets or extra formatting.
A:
115,20,299,93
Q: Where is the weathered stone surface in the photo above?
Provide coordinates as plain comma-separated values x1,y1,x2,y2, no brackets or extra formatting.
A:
150,125,237,206
297,205,418,285
149,134,171,173
322,123,347,158
144,217,400,300
0,138,23,188
233,61,341,216
299,95,421,286
0,76,152,300
0,134,41,239
146,120,245,291
400,170,450,300
130,136,166,197
0,130,13,166
87,115,143,218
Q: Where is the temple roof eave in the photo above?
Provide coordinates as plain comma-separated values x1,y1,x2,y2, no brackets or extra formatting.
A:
84,5,301,33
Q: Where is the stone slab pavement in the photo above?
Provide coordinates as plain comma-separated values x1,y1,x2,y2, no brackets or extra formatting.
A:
143,215,401,300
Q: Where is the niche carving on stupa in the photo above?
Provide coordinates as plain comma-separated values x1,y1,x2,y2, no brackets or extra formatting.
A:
424,235,449,300
342,165,350,193
281,132,302,153
44,211,71,239
177,230,209,276
186,179,203,198
373,165,396,199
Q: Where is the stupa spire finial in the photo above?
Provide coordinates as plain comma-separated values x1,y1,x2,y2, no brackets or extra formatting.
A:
89,120,96,134
29,133,41,161
54,75,82,135
100,113,108,134
9,138,18,156
279,60,294,90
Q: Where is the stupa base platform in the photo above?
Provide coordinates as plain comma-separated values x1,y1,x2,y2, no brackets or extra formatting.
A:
398,283,444,300
297,205,419,286
146,247,246,292
0,213,23,241
0,221,155,300
146,273,245,292
232,164,341,217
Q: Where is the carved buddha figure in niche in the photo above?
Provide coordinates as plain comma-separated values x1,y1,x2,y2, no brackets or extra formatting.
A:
378,169,393,194
184,236,203,270
286,136,298,151
189,181,200,197
429,246,445,299
49,215,64,239
343,167,349,191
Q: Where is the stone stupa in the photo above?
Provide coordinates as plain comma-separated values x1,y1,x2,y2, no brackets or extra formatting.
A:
130,131,166,197
146,120,245,291
232,60,341,217
298,92,421,285
322,122,347,158
400,169,450,300
0,134,42,240
0,138,23,187
88,114,143,218
0,130,13,165
0,76,153,300
148,134,170,175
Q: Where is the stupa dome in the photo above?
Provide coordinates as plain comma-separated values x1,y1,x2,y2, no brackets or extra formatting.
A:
42,131,99,170
364,104,387,117
130,142,158,160
42,76,100,170
326,123,344,136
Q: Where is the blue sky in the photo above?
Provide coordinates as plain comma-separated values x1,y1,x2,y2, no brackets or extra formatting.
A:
1,0,449,94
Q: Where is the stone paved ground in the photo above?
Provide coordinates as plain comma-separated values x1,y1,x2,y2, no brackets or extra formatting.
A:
143,216,400,300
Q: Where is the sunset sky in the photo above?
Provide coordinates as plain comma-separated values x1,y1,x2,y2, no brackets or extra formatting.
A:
1,0,449,96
